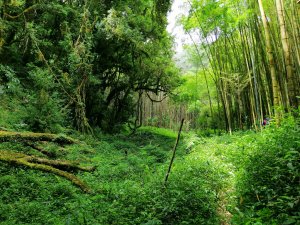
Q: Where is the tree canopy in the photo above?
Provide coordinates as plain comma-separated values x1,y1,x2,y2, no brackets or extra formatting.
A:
0,0,179,132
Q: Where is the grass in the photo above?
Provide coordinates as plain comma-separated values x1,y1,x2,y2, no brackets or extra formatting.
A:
0,126,224,224
1,120,299,224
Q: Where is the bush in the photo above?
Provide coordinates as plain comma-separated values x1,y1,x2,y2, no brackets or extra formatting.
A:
89,155,226,225
234,116,300,224
24,90,67,133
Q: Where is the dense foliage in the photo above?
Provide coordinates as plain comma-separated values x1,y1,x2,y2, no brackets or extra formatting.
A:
132,0,300,133
190,115,300,224
177,0,300,132
0,0,299,224
0,127,227,224
1,115,299,224
234,116,300,224
0,0,179,132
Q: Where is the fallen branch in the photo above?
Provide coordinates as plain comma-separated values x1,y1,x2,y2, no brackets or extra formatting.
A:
4,4,38,19
0,150,92,193
28,157,96,172
24,142,56,157
0,131,76,145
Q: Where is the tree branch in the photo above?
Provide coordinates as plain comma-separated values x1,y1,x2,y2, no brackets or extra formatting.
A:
0,151,92,193
0,131,76,145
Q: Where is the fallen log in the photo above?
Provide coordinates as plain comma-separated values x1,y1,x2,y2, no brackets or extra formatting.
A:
0,150,92,193
24,142,56,157
28,157,96,172
0,131,76,145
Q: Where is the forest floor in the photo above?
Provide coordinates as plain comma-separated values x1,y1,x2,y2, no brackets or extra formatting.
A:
0,126,288,224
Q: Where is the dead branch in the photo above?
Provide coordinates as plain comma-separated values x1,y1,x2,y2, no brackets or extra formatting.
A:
28,157,96,172
0,127,9,131
24,142,56,157
146,92,167,103
0,131,76,145
4,4,38,19
0,150,92,193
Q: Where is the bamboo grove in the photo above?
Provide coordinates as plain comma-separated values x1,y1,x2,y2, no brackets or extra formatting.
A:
121,0,300,133
178,0,300,132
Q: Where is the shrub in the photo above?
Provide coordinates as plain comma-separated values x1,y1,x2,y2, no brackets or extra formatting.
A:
24,90,67,133
234,116,300,224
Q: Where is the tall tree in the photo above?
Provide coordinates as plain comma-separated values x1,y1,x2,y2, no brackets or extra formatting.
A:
275,0,296,107
257,0,281,121
0,0,178,133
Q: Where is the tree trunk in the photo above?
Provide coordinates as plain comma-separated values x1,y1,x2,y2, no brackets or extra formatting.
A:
258,0,281,122
276,0,296,107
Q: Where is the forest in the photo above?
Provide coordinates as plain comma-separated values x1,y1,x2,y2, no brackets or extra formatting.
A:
0,0,299,224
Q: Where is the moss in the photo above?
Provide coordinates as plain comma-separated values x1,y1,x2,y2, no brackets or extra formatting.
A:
28,157,96,172
24,142,56,157
0,131,76,144
0,150,91,193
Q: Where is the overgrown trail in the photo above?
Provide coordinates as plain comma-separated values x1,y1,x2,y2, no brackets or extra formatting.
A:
1,123,299,224
188,120,300,225
188,134,238,225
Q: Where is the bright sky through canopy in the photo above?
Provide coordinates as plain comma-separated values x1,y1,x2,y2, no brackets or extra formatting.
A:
167,0,190,53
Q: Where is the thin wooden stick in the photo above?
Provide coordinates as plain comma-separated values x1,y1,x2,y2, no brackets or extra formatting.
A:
164,119,184,186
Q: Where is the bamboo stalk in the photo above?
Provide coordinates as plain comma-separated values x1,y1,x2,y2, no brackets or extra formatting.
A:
164,119,184,186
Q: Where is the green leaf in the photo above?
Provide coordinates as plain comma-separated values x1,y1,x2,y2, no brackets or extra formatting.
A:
283,218,296,225
287,163,294,170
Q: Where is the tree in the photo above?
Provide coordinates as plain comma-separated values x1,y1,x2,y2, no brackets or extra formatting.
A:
275,0,296,107
0,0,178,133
258,0,281,122
175,0,299,132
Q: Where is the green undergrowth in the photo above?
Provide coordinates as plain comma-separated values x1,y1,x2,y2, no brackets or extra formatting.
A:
192,116,300,225
1,117,299,224
0,126,226,224
232,117,300,225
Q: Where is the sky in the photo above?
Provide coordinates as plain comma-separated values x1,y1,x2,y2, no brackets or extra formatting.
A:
166,0,190,53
